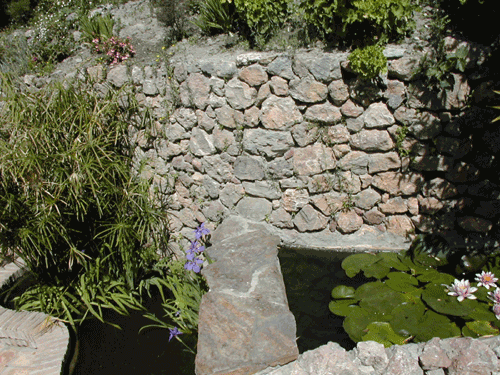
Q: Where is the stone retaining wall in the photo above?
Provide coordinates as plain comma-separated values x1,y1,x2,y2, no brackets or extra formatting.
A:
20,38,498,255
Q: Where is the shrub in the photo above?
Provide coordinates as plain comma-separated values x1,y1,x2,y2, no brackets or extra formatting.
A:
192,0,237,35
5,0,36,26
299,0,418,44
79,13,115,43
0,75,169,329
348,44,387,80
91,35,136,65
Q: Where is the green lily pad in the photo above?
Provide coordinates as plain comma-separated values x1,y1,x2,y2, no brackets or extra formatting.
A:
462,325,478,338
473,286,491,303
401,288,423,303
415,310,461,342
385,272,419,293
329,299,357,316
390,301,426,337
342,253,379,278
417,271,455,285
466,321,499,337
359,284,407,315
399,255,431,275
376,252,409,272
331,285,356,299
466,304,496,322
422,283,476,316
343,307,391,343
355,281,385,300
363,261,391,279
362,322,409,347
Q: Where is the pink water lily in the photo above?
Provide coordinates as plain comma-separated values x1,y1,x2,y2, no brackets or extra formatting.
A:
475,271,498,289
488,288,500,304
493,304,500,320
444,279,477,302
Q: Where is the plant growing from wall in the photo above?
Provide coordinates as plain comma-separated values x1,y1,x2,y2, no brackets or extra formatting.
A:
0,74,169,330
348,44,388,80
329,236,500,347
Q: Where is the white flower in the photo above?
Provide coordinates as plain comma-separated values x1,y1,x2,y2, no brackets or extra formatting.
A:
475,271,498,289
443,279,477,302
488,288,500,304
493,304,500,320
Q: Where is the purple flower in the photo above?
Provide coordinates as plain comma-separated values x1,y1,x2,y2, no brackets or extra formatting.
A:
184,257,203,273
194,222,210,240
443,279,477,302
175,310,181,317
475,271,498,289
168,327,182,342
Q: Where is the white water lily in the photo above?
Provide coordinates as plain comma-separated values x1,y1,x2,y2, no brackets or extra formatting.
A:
475,271,498,289
443,279,477,302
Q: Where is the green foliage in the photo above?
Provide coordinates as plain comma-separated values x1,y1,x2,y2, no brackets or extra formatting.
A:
5,0,35,26
421,44,469,90
233,0,292,41
330,240,500,347
79,14,115,42
0,76,169,330
395,125,410,157
491,91,500,123
348,44,387,80
151,0,197,45
0,33,33,77
299,0,418,44
192,0,237,35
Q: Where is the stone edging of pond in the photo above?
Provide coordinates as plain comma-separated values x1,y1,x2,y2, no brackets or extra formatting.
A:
196,215,500,375
0,261,71,374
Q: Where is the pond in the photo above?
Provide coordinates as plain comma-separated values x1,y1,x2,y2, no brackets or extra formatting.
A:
278,247,372,353
69,290,196,375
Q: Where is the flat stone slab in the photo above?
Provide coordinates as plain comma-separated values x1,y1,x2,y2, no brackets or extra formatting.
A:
195,216,299,375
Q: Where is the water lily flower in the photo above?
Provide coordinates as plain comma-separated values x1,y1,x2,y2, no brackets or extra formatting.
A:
475,271,498,289
488,288,500,304
444,279,477,302
168,327,182,342
493,304,500,320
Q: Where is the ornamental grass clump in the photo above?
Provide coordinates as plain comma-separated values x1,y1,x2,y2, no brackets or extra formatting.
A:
0,74,168,330
329,236,500,347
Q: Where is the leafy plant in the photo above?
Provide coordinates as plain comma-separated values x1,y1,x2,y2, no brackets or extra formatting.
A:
141,223,211,354
192,0,237,35
91,35,136,65
79,13,115,43
299,0,418,44
421,43,469,90
330,239,500,347
348,44,387,80
395,125,410,157
0,75,169,330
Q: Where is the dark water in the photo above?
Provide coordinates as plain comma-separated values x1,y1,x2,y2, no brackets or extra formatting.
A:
70,291,196,375
278,247,371,353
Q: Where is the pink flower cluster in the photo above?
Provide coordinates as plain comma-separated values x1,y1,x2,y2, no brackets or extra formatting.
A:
91,36,136,65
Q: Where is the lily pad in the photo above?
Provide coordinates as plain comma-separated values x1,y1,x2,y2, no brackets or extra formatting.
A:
362,322,409,347
329,299,357,316
342,253,379,278
390,301,426,337
343,306,391,343
399,255,430,275
466,304,496,322
331,285,356,299
363,261,391,279
462,325,478,337
385,272,419,293
415,310,461,342
417,270,455,285
466,321,499,337
376,252,409,272
359,284,407,315
422,283,476,316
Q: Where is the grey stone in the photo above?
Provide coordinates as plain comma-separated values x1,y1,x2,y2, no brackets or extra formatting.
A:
304,102,342,124
260,95,303,129
350,130,394,152
346,116,365,133
357,341,389,373
311,192,347,216
173,108,198,130
341,99,365,118
372,172,425,195
379,196,408,214
384,344,423,375
282,189,309,212
107,64,129,87
409,111,442,140
407,81,443,110
338,151,370,175
267,158,294,179
364,102,395,128
386,215,414,236
179,73,211,109
239,64,268,86
411,155,453,172
270,76,289,96
242,128,294,158
444,73,470,110
364,208,385,225
424,178,458,199
225,77,257,110
201,155,234,183
353,188,382,210
242,181,282,200
385,80,406,109
328,80,350,105
289,77,328,103
267,56,294,80
234,155,266,181
457,216,493,233
236,197,273,221
213,127,238,156
350,79,383,107
336,211,363,233
196,110,216,132
143,79,158,96
201,200,228,223
163,123,189,142
419,337,452,370
293,204,329,232
388,55,421,81
368,152,401,173
292,143,336,176
220,183,245,208
202,175,220,199
244,106,261,127
291,122,320,147
269,207,294,229
190,127,216,156
215,104,244,129
323,124,350,145
131,65,144,84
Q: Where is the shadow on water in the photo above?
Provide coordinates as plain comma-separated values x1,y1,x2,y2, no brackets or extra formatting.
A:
278,247,372,354
69,290,196,375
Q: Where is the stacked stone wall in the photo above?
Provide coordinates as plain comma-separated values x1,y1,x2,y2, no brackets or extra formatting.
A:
21,41,500,253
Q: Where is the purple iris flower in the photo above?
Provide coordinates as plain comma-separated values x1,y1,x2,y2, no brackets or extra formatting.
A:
168,327,183,342
194,222,210,240
184,258,204,273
